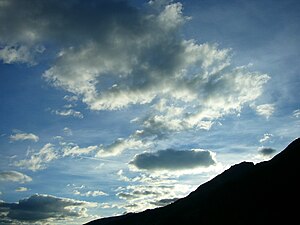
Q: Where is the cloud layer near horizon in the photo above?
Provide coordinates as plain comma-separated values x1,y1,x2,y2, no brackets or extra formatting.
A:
0,194,97,223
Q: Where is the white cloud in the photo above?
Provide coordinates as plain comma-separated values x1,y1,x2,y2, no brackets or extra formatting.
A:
255,104,275,118
0,171,32,183
14,143,58,171
63,127,73,136
63,144,98,157
96,137,148,158
0,1,269,113
0,194,97,223
0,45,43,65
292,109,300,118
259,133,273,143
15,187,28,192
73,190,108,197
9,131,39,142
64,95,78,102
0,0,270,159
53,109,83,118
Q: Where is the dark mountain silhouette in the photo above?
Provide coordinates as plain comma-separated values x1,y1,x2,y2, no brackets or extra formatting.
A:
86,138,300,225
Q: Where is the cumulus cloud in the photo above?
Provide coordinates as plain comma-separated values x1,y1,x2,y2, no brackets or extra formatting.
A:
255,104,275,118
0,1,268,110
14,143,58,171
130,149,216,171
1,0,270,158
0,194,97,223
258,147,276,156
0,171,32,183
9,131,39,142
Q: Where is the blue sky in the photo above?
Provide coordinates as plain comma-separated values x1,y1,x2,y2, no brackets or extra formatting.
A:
0,0,299,224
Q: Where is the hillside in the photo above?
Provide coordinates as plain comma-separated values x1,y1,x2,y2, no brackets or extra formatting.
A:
86,138,300,225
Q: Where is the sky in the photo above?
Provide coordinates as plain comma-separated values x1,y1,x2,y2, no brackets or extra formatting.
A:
0,0,299,224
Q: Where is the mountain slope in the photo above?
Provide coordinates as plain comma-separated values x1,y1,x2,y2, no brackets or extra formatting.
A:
86,138,300,225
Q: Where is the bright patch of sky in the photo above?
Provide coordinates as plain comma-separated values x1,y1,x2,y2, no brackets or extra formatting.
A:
0,0,299,224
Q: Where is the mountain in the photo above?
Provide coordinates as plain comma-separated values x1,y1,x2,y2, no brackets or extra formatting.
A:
85,138,300,225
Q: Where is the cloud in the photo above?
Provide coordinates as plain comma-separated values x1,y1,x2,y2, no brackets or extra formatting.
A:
259,133,273,143
0,45,44,65
293,109,300,118
258,147,276,156
151,197,179,207
14,143,58,171
63,95,78,102
0,171,32,183
9,131,39,142
96,136,147,157
62,144,98,157
53,109,83,118
15,187,28,192
255,104,275,118
73,190,108,197
0,194,97,223
0,0,268,112
130,149,216,171
116,183,192,212
1,0,270,159
63,127,73,136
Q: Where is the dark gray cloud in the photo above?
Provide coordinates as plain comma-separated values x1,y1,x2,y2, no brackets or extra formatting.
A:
130,149,216,171
151,197,179,207
0,194,96,223
258,147,276,156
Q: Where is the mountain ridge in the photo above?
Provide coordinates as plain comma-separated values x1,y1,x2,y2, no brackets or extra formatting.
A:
86,138,300,225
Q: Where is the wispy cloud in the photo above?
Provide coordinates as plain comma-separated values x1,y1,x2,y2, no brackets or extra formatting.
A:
0,45,44,65
259,133,273,143
9,131,39,142
0,171,32,183
14,143,58,171
63,127,73,136
53,109,83,119
292,109,300,118
255,104,275,118
73,190,108,197
15,187,28,192
96,136,148,157
62,144,99,157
